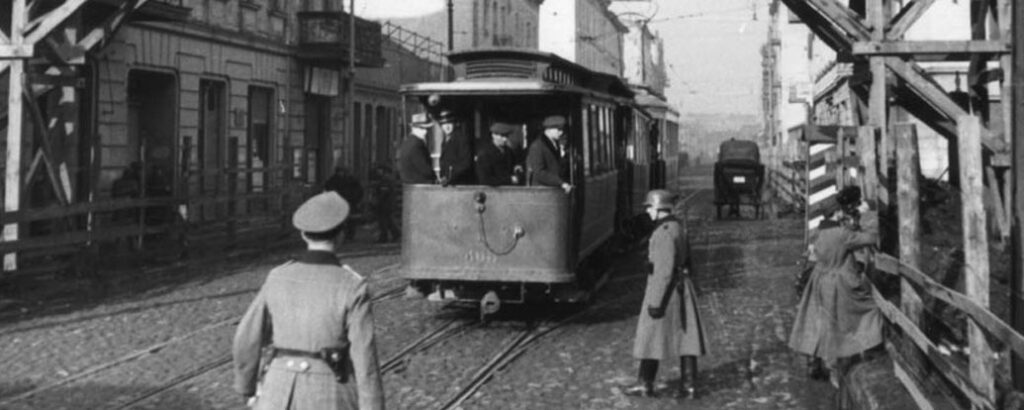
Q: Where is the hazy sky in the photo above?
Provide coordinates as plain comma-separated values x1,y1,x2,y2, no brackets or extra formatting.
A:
355,0,768,116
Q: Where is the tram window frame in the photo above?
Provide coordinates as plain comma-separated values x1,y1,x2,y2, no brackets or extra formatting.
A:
581,106,591,177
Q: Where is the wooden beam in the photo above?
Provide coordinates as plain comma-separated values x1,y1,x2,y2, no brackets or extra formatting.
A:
806,0,872,41
895,123,922,327
852,40,1010,56
959,115,995,404
886,0,936,40
781,0,853,52
79,0,150,51
23,0,89,45
886,58,1007,153
0,44,34,59
1009,0,1024,390
4,0,26,271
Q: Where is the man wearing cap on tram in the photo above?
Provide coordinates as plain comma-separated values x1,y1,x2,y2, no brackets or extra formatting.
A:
398,112,437,184
437,110,476,186
475,121,517,186
526,115,572,194
625,189,707,400
232,191,385,410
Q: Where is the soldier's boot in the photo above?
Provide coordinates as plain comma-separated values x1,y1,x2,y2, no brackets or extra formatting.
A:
674,356,697,400
623,359,658,397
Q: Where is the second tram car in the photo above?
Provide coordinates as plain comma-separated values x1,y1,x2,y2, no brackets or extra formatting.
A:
398,49,671,314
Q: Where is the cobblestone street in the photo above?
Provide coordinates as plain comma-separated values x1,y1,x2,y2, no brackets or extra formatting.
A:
0,167,837,409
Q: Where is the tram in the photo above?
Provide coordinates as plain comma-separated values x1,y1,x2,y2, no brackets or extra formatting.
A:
397,48,671,315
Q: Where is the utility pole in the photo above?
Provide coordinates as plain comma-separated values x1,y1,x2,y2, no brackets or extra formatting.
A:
1010,0,1024,390
447,0,455,52
345,0,356,173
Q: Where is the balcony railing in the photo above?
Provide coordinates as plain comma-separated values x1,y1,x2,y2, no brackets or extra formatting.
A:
297,11,383,67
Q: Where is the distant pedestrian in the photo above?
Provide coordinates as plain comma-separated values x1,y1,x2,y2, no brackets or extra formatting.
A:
370,165,401,243
625,189,707,400
789,186,881,382
437,110,475,186
324,167,364,241
398,113,436,184
232,191,385,410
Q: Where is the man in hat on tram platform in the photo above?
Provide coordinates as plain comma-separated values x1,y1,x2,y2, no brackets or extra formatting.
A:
232,191,385,410
437,110,476,186
526,115,572,193
475,121,518,186
398,112,437,184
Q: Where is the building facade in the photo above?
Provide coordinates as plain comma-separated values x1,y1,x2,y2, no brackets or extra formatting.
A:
539,0,626,76
388,0,544,51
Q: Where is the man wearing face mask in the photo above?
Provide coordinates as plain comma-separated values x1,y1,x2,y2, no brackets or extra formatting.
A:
526,115,572,194
624,189,707,400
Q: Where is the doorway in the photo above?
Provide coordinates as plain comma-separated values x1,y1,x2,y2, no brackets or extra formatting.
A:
127,70,177,221
304,95,331,184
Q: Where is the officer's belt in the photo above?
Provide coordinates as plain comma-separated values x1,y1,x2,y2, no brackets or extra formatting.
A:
272,347,321,359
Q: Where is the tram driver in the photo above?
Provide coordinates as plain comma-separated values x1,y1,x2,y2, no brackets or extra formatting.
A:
526,115,573,193
437,110,476,186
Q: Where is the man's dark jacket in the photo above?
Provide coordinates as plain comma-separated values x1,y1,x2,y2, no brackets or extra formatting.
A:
398,135,436,184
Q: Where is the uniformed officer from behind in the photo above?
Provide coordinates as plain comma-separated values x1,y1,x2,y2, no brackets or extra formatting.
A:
232,191,385,410
398,113,437,184
475,122,517,186
526,115,572,193
625,189,707,400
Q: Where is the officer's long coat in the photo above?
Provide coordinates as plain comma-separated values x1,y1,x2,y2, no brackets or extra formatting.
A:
397,135,435,184
633,217,707,360
525,136,566,187
788,212,881,365
233,251,385,410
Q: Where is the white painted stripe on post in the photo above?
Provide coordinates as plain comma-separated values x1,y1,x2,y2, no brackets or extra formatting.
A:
809,143,835,156
808,215,824,230
809,166,827,180
809,184,838,204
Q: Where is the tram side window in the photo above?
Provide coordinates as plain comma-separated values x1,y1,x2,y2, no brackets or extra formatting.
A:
581,106,591,177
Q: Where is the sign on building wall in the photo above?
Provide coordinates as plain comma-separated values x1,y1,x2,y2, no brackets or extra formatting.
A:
305,67,340,96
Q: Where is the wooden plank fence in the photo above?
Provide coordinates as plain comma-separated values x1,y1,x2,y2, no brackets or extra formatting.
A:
783,116,1020,409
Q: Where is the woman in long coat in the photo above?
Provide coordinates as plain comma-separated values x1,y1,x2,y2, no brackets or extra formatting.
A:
789,188,881,376
625,189,708,399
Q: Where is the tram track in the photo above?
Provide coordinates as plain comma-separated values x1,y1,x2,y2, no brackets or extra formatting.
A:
0,260,404,409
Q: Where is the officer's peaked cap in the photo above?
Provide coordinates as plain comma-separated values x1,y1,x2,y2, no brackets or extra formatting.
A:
410,112,433,128
437,110,457,123
293,191,350,233
644,189,677,211
542,115,567,129
489,122,514,135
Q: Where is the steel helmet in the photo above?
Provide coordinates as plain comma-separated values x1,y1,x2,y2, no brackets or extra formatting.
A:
644,189,677,211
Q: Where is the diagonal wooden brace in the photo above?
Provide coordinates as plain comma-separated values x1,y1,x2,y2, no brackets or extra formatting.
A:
887,0,936,40
885,58,1007,154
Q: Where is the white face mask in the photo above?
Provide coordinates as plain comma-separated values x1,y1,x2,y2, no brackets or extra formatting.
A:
441,123,454,135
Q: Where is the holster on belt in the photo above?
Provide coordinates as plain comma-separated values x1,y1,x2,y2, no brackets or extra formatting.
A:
273,343,351,384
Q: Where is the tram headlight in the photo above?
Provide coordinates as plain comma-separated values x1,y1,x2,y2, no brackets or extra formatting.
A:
427,93,441,107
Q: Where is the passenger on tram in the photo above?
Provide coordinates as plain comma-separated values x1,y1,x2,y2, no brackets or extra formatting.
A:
526,115,572,193
437,110,476,186
475,122,517,186
398,113,437,184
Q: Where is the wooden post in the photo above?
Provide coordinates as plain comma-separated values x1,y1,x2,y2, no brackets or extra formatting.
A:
868,0,889,208
4,0,26,272
958,115,995,403
858,126,879,206
1010,0,1024,390
895,123,923,323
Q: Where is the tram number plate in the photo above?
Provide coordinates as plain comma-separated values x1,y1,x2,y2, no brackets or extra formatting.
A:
732,176,746,183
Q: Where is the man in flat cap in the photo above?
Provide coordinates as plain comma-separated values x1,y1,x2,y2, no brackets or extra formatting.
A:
475,122,519,186
526,115,572,193
437,110,476,186
233,191,384,410
398,113,437,184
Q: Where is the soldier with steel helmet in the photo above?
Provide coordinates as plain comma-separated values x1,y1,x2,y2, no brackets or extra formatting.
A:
232,191,385,410
625,189,707,400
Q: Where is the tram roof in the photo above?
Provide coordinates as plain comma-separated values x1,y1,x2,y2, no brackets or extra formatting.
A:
400,48,634,99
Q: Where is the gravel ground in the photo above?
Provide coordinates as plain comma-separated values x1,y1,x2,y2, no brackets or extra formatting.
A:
0,167,838,409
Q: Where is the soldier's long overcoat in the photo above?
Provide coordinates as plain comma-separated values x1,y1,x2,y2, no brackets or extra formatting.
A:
788,212,881,365
233,251,385,410
633,217,708,360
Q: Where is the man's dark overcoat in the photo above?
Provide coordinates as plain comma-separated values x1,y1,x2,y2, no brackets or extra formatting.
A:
525,136,566,187
397,135,435,184
475,142,514,186
439,129,475,185
233,251,384,410
633,217,708,360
